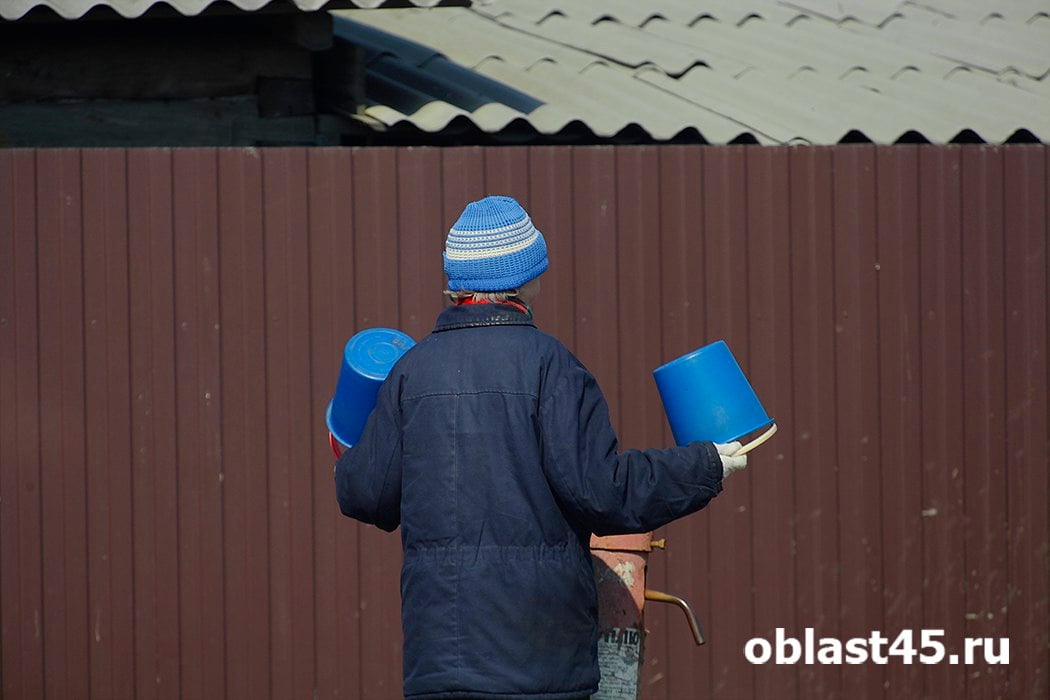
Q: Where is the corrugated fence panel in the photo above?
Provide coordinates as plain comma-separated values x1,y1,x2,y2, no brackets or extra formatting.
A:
217,146,271,700
614,145,670,698
875,146,924,698
82,148,135,700
172,149,225,700
746,145,797,700
350,148,405,700
529,150,579,352
483,149,530,215
396,149,445,343
1,145,1048,700
960,146,1009,699
702,147,756,699
654,146,711,700
832,146,884,700
261,148,316,700
306,148,361,700
1004,146,1049,698
528,147,577,349
919,146,968,699
787,146,841,699
37,148,91,700
615,146,665,453
127,148,180,700
0,149,45,700
571,148,620,432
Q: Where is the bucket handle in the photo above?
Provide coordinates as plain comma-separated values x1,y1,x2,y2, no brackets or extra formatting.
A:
733,423,778,457
329,432,343,459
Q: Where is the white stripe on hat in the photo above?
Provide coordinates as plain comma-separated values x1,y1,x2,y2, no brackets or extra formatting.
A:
447,217,533,242
444,229,540,260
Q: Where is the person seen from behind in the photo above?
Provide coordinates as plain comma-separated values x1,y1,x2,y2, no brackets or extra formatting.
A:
335,195,748,700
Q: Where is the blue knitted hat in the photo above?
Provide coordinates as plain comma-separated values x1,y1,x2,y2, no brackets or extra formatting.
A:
443,196,549,291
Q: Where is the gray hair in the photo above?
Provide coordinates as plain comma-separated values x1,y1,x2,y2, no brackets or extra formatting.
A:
443,289,519,304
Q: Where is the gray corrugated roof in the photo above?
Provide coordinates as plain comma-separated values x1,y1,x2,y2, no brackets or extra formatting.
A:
1,0,463,21
334,0,1050,143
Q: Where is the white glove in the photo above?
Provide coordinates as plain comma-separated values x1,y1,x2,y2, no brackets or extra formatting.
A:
714,441,747,479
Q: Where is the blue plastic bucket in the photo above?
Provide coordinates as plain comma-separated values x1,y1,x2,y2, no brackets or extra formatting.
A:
326,328,415,448
653,340,774,447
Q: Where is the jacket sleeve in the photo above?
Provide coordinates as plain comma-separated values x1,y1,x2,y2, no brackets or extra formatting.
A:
334,373,403,532
539,359,723,536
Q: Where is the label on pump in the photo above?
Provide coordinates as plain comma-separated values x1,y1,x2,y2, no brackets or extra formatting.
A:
593,626,643,700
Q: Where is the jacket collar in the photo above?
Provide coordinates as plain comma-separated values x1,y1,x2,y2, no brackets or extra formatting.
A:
433,302,535,332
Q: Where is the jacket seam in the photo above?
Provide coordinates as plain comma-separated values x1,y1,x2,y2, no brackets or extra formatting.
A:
403,544,586,559
407,690,597,700
434,319,535,332
407,543,576,551
432,304,536,332
374,382,403,529
538,372,590,519
452,394,464,676
404,389,538,402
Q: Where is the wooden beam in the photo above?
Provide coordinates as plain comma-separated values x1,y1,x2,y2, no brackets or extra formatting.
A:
0,14,315,101
0,97,324,147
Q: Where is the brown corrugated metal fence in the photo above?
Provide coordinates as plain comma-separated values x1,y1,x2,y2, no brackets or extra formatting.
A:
1,145,1047,699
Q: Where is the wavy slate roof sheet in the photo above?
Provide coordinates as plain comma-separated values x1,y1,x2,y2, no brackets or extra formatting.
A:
335,0,1050,144
1,0,460,21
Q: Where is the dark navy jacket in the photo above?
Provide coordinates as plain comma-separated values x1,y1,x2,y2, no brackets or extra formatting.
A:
335,303,724,700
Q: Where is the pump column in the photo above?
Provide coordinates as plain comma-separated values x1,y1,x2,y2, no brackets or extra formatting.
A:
590,533,705,700
589,534,655,700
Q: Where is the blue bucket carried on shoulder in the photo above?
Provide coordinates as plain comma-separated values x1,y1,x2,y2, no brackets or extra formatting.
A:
653,340,777,456
327,328,415,456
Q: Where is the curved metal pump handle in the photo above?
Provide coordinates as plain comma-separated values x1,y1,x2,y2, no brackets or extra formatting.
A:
644,589,705,646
